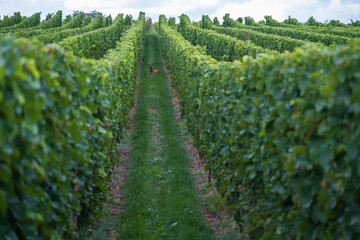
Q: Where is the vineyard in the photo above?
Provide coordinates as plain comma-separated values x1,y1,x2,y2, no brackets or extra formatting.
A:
0,10,360,240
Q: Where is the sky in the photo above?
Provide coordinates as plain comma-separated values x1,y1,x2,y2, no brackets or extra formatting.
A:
0,0,360,24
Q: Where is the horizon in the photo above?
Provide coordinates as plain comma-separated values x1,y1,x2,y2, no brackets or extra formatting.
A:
0,0,360,24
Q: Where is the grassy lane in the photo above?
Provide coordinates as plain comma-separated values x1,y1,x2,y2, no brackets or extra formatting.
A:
117,30,215,239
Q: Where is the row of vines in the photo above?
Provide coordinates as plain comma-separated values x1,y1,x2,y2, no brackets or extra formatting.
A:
159,14,360,239
0,11,146,240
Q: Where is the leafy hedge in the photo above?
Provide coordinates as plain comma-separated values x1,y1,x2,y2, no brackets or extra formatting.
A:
206,23,311,53
0,12,22,28
0,12,41,34
179,14,276,61
8,14,104,44
0,14,145,239
230,19,350,46
36,14,105,44
159,16,360,239
159,15,217,142
58,14,125,59
294,25,360,39
58,12,84,30
38,10,62,29
251,17,360,38
1,13,101,44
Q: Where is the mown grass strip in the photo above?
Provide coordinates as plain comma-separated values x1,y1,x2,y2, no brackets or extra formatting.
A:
117,30,214,239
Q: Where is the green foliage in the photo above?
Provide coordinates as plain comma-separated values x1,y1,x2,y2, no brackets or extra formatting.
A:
180,14,276,61
160,14,360,240
5,13,102,44
0,13,41,35
45,13,53,21
283,15,300,25
305,25,360,38
125,14,133,26
0,12,22,28
83,16,92,26
223,13,236,27
159,16,216,143
349,19,360,27
213,17,220,26
199,41,360,240
328,19,346,27
244,16,255,26
201,15,213,29
60,12,84,29
0,14,145,240
207,24,308,53
306,16,322,27
264,15,280,26
104,15,113,27
168,17,176,27
18,12,41,28
236,17,243,24
59,14,125,59
230,20,350,46
63,14,72,24
38,10,62,29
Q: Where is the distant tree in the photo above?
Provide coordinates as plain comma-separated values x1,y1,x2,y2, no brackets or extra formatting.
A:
0,12,22,27
13,12,22,25
63,15,72,24
213,17,220,26
306,16,321,26
104,15,110,26
125,14,133,25
168,17,176,27
258,20,265,25
264,15,280,26
236,17,243,24
40,10,62,29
201,15,213,29
244,16,255,25
73,10,102,20
45,13,53,21
349,19,360,27
284,15,300,25
223,13,236,27
89,10,102,19
72,10,84,17
108,14,112,26
328,19,346,27
82,16,92,26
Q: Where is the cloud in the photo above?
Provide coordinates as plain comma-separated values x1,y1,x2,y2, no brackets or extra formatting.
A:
74,0,221,20
64,0,132,10
210,0,360,23
0,0,68,18
1,0,359,23
314,0,360,22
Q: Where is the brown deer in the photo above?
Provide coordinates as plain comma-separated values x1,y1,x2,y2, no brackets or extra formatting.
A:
148,64,160,75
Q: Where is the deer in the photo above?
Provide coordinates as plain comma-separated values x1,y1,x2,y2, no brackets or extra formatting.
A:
148,64,160,75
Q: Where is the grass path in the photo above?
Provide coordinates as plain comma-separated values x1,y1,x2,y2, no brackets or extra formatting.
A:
116,30,215,239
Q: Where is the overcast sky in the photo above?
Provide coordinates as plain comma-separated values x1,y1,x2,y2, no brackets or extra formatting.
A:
1,0,360,24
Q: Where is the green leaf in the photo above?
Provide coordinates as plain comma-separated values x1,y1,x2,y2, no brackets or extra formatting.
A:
0,190,7,216
25,58,40,79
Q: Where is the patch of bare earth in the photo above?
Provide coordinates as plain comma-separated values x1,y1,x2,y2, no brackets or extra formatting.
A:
162,60,240,239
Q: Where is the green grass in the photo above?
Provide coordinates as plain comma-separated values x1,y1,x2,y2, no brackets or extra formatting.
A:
117,30,215,240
